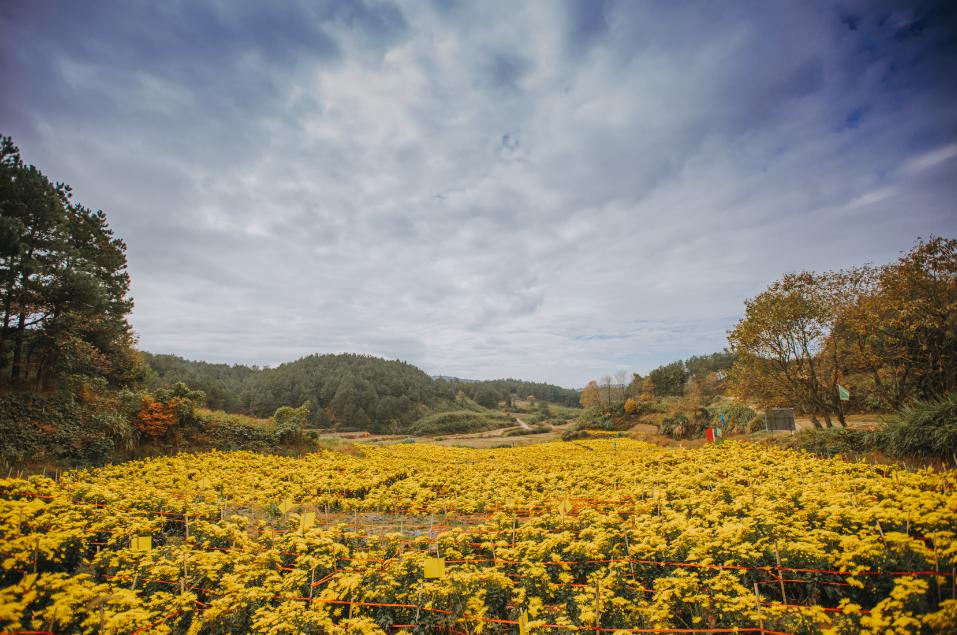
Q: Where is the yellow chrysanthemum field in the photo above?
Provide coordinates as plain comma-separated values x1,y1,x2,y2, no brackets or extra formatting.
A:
1,440,955,634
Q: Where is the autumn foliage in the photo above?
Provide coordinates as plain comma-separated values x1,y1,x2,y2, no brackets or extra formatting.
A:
729,237,957,427
134,395,180,438
623,397,638,414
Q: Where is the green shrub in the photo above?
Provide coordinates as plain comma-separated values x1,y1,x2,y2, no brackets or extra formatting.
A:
195,408,272,429
546,404,585,422
707,400,758,433
273,401,310,441
409,410,512,435
504,424,552,437
561,429,591,441
881,393,957,459
779,427,883,457
195,418,281,452
656,406,711,440
0,391,127,466
571,408,615,431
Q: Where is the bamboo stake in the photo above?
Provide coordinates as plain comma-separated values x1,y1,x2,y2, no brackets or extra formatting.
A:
774,542,787,605
594,578,602,630
934,536,941,606
181,550,188,595
414,582,423,624
623,530,636,578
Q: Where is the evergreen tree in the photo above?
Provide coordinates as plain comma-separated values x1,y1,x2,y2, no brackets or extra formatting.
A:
0,135,138,389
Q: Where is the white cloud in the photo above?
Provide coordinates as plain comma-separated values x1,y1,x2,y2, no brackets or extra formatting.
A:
2,0,956,386
902,142,957,174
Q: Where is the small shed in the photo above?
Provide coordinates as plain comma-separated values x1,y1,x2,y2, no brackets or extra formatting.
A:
764,408,796,432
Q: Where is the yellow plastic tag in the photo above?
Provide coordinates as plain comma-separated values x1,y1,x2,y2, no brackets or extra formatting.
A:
21,573,37,588
300,511,316,530
198,477,212,489
278,499,294,514
131,536,152,552
518,610,529,635
423,557,445,579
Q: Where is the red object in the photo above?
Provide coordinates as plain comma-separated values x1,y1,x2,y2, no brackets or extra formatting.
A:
705,428,715,442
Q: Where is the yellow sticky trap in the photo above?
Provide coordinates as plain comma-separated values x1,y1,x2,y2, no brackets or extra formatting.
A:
300,511,315,530
505,497,516,510
198,477,212,489
557,497,572,518
278,499,294,514
21,573,37,589
518,610,529,635
131,536,152,552
423,557,445,579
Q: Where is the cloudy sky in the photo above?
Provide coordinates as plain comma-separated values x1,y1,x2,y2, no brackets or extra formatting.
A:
2,1,956,386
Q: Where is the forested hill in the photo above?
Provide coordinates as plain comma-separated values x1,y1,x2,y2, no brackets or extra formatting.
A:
143,352,581,432
141,353,259,411
143,352,441,431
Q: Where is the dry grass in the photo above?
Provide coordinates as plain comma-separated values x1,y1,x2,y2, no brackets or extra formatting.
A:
792,413,887,431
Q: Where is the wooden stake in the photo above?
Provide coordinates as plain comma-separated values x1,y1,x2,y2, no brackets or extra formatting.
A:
181,550,188,595
934,536,941,606
774,542,787,605
414,582,423,624
594,579,602,630
623,531,636,578
754,582,764,632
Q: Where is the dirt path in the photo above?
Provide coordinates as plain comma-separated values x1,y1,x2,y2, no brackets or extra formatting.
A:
514,415,530,430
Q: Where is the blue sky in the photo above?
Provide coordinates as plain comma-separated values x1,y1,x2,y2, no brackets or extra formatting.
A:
2,0,956,386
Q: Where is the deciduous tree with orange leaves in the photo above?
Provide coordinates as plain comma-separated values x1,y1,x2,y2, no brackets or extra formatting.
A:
134,395,178,438
728,237,956,425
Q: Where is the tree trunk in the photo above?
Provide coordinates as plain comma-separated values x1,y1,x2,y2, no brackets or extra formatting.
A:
834,393,846,427
0,296,10,370
10,308,26,382
0,263,18,371
829,338,847,427
820,409,833,428
10,242,35,382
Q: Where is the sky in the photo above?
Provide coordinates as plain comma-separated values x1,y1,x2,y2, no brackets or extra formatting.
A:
2,1,956,387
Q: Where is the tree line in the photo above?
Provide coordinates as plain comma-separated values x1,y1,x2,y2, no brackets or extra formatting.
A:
0,136,140,390
575,237,955,437
728,237,956,427
144,353,582,433
440,377,580,409
579,351,735,410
